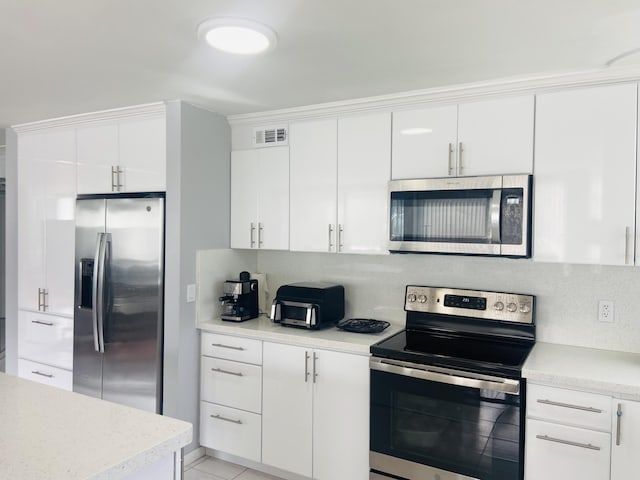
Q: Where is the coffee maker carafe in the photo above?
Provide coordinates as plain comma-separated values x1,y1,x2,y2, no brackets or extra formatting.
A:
219,271,259,322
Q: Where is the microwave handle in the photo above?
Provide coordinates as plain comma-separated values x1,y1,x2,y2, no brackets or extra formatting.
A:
270,300,282,323
490,189,502,243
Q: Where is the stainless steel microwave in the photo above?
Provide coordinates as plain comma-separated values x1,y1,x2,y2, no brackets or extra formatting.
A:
387,174,532,257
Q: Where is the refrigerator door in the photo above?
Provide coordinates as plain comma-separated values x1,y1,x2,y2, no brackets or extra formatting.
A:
101,197,164,413
73,199,106,399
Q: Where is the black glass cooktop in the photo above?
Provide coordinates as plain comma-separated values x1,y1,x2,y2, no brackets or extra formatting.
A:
370,329,534,379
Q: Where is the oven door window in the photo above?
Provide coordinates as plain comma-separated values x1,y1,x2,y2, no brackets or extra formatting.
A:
371,369,522,480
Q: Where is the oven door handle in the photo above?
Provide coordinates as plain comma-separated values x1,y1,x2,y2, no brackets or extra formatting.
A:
370,356,520,395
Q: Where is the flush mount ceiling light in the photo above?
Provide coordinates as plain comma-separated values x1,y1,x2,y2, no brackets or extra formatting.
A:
197,17,277,55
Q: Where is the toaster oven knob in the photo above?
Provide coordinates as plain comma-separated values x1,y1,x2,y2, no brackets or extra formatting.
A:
407,293,417,303
417,295,427,303
493,301,504,311
506,302,518,312
519,303,531,313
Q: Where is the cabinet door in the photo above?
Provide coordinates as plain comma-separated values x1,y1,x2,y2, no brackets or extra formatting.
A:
611,399,640,480
230,150,259,249
534,84,637,265
289,119,338,252
338,113,391,254
525,418,611,480
262,342,313,477
457,95,534,176
312,349,370,480
76,123,118,194
392,105,457,179
119,115,166,192
257,146,289,250
18,133,46,311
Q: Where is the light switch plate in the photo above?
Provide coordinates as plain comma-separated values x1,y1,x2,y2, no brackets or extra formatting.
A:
186,284,196,303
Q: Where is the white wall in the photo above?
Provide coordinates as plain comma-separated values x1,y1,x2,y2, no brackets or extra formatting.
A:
256,251,640,354
164,101,230,453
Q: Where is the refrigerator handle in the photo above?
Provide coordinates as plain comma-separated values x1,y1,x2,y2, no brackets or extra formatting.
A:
93,233,107,353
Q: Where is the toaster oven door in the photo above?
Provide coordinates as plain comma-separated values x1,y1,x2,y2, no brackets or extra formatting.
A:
270,300,318,328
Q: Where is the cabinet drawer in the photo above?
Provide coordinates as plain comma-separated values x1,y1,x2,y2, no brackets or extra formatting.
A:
201,332,262,365
201,356,262,413
18,358,72,391
18,310,73,370
525,418,611,480
527,383,611,432
200,402,261,462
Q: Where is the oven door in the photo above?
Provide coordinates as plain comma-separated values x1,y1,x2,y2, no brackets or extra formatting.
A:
370,357,524,480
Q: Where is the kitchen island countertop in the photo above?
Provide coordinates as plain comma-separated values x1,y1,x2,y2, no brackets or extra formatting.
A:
197,316,404,354
523,341,640,400
0,372,192,480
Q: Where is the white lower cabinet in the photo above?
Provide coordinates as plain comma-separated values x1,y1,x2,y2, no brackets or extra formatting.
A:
261,341,369,480
18,358,73,391
199,332,263,463
611,399,640,480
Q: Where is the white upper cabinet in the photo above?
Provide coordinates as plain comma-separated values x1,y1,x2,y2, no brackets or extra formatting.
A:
337,112,391,254
289,113,391,254
392,95,534,178
289,118,338,252
77,112,166,194
18,129,76,316
230,146,289,250
533,83,637,265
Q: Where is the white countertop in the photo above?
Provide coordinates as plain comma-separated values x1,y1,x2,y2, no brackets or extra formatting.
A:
0,373,192,480
523,342,640,400
197,316,404,354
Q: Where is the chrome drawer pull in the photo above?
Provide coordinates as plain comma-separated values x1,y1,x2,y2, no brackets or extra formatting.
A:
616,403,622,446
537,398,603,413
536,434,601,451
211,367,243,377
31,370,54,378
211,343,245,351
210,414,242,425
31,320,54,326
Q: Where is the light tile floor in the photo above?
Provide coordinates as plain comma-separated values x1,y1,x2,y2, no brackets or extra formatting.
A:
185,456,285,480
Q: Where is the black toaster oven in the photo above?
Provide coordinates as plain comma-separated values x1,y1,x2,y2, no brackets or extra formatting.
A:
270,283,345,329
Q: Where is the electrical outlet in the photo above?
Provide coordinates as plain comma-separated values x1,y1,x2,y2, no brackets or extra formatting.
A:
186,284,196,303
598,300,614,323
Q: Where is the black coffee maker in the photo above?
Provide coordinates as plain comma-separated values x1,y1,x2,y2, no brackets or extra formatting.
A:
219,271,259,322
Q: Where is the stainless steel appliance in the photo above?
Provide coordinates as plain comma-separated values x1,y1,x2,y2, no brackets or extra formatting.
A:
73,193,164,414
388,175,532,257
370,286,535,480
270,282,345,329
219,271,259,322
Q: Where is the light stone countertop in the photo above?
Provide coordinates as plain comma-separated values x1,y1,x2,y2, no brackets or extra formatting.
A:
523,342,640,400
0,372,192,480
197,316,404,354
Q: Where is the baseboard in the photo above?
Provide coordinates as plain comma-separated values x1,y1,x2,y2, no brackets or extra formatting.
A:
183,446,206,467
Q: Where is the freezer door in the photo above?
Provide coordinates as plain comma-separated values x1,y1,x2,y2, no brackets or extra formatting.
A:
73,199,106,399
101,197,164,413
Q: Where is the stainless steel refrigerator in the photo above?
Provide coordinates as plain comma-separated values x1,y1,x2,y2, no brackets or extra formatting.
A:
73,193,164,413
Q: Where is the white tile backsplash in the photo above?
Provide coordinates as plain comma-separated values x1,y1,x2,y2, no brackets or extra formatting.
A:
195,249,640,354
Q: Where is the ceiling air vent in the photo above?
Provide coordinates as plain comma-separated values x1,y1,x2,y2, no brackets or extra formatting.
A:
253,126,288,147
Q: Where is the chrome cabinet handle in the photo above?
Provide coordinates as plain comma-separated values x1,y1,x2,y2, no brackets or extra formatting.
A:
448,142,454,176
457,142,464,175
250,223,256,248
625,227,632,265
536,434,601,451
312,352,318,383
37,288,43,311
258,222,264,247
211,367,243,377
42,289,48,311
328,224,334,252
111,166,118,191
116,166,124,191
616,403,622,446
536,398,603,413
31,370,54,379
338,224,344,252
211,343,245,351
31,320,54,326
304,351,310,382
210,414,242,425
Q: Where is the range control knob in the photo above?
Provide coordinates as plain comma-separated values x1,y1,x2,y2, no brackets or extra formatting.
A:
417,295,427,303
407,293,417,303
506,302,518,313
493,301,505,311
520,303,531,314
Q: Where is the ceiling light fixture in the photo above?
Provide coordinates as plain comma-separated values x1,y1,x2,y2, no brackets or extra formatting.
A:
197,18,277,55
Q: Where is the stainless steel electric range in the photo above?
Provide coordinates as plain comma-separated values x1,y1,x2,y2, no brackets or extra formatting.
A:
369,286,535,480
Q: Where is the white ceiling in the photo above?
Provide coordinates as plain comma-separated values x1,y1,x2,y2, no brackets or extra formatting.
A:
2,0,640,129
